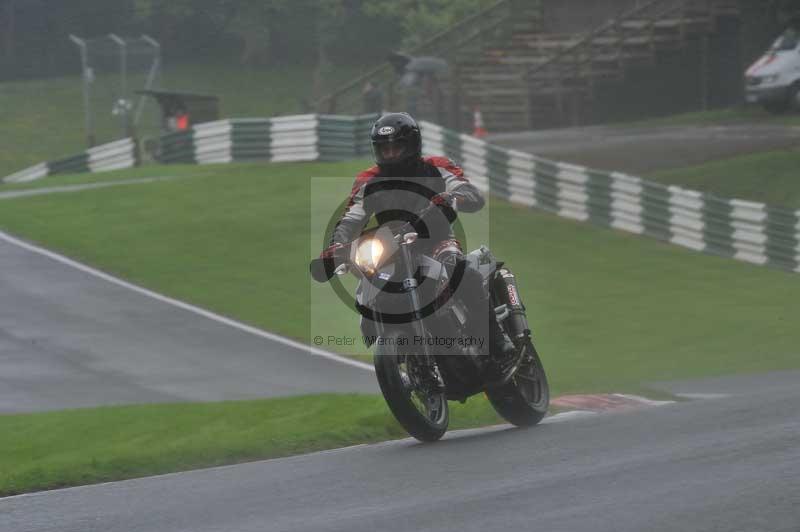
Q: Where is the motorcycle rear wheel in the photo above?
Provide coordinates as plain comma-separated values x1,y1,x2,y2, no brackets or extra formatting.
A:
486,339,549,427
374,336,449,442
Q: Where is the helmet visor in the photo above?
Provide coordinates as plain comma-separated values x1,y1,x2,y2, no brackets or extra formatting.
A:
373,138,409,165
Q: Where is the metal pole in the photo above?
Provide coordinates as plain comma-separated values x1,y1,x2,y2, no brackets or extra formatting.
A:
109,34,126,99
135,34,162,124
69,34,95,147
141,34,161,54
700,34,710,111
109,34,130,138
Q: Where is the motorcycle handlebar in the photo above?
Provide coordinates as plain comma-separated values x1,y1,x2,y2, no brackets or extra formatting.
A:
309,202,446,283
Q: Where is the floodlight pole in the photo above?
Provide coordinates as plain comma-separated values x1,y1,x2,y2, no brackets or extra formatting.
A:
135,34,162,125
109,34,127,100
69,34,95,147
109,33,134,138
141,34,161,60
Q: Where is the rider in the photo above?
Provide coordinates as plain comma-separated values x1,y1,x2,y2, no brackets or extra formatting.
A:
319,112,515,361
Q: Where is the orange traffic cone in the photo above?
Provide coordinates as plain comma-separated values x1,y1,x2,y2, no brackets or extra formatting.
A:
472,107,488,138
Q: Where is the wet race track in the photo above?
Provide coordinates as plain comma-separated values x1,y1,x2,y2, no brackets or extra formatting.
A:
1,122,799,531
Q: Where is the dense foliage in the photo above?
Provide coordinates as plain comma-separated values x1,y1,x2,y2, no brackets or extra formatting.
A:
1,0,797,81
0,0,489,81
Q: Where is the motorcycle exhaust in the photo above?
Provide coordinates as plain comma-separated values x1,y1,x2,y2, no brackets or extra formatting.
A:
494,267,531,342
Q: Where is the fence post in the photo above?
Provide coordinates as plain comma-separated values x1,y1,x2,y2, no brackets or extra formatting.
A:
69,35,95,148
700,34,710,111
525,66,534,130
449,65,463,131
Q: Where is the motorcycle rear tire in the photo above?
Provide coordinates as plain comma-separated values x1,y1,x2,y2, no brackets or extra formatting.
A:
486,339,549,427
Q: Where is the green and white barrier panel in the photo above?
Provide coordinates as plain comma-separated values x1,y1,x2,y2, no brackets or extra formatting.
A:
156,114,379,165
2,114,378,183
2,138,137,184
4,114,798,273
419,120,800,273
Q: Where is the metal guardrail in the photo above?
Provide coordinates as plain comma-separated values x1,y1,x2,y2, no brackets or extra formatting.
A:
524,0,676,84
2,137,138,183
521,0,735,124
526,0,738,84
5,114,798,273
153,114,380,165
419,118,799,272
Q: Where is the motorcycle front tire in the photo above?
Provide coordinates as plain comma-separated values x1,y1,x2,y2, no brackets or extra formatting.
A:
374,334,449,442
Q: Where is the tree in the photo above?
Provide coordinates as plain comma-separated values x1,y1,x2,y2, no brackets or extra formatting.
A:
132,0,294,65
310,0,354,100
364,0,485,50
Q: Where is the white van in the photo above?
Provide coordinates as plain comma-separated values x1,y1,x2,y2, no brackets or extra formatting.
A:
745,29,800,113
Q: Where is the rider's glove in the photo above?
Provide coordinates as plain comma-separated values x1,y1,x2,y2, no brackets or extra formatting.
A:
320,242,346,260
430,192,458,223
431,192,455,207
311,243,347,283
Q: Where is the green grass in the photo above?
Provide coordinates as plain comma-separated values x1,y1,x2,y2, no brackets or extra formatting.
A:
0,63,362,177
0,161,798,494
614,106,800,128
0,161,797,393
647,147,800,209
0,394,504,497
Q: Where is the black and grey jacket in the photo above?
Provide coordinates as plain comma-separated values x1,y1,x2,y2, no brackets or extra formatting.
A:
330,156,485,249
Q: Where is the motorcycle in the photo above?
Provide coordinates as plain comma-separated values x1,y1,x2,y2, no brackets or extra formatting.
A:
310,217,549,442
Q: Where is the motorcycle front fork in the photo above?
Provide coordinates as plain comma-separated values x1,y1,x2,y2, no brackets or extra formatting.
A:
399,241,430,358
397,241,448,392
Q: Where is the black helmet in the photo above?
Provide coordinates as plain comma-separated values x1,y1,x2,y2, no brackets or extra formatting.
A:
370,112,422,173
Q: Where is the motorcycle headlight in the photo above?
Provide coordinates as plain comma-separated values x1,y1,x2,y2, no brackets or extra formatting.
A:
354,238,384,275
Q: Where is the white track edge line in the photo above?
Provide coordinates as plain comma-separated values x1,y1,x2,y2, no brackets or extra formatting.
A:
0,230,374,372
612,393,676,406
0,411,602,502
0,176,178,200
674,393,730,400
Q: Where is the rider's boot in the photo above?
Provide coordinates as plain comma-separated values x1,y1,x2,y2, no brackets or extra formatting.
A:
427,363,446,393
482,319,518,385
489,306,516,362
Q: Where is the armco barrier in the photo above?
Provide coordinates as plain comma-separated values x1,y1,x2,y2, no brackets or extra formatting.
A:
419,121,800,273
2,137,138,183
155,114,379,165
3,115,799,273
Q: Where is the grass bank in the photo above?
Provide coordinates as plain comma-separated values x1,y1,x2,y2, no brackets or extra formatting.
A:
615,106,800,128
647,148,800,209
0,63,361,177
1,162,797,394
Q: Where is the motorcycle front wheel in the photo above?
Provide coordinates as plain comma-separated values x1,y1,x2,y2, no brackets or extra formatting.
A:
486,339,549,427
374,334,449,442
